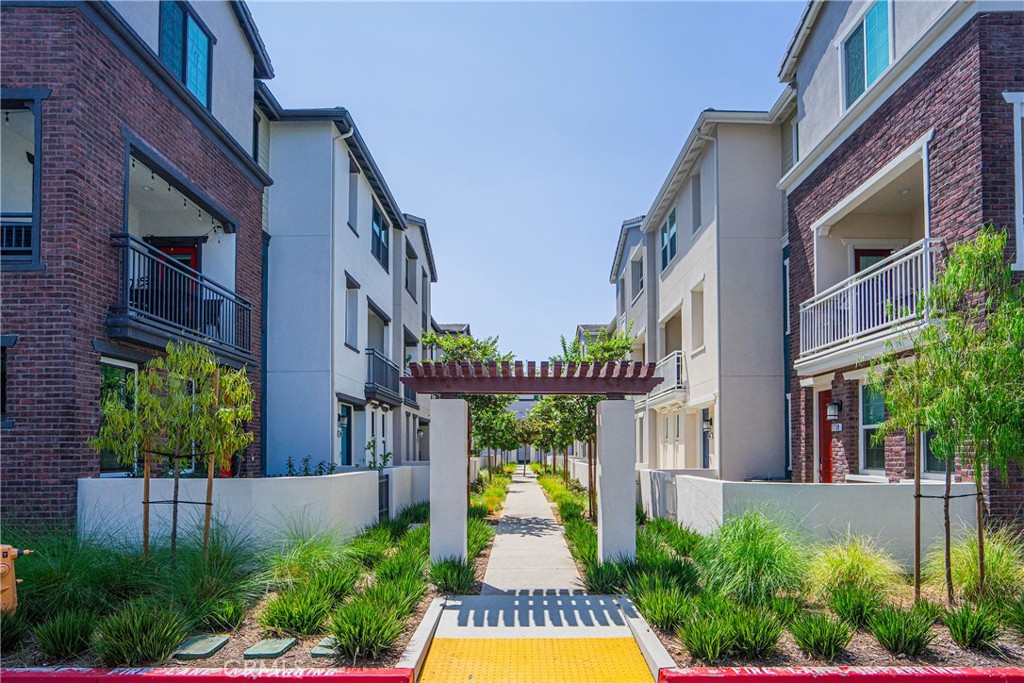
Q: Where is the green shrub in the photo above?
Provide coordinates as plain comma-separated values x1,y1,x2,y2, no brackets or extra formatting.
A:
93,598,188,666
770,596,804,626
467,518,494,558
808,533,902,599
644,518,702,558
564,518,597,567
625,573,690,630
34,610,95,661
430,557,476,594
923,527,1024,603
869,606,935,656
584,562,624,594
557,498,585,521
258,589,333,636
1006,598,1024,639
363,575,426,618
376,551,427,583
789,613,852,662
944,603,1001,650
678,614,735,662
696,511,806,605
732,607,783,659
1,610,29,652
467,505,489,520
330,596,405,661
636,504,648,527
828,585,883,629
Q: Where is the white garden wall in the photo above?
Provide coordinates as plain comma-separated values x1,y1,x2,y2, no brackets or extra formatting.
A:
637,470,977,567
78,465,433,546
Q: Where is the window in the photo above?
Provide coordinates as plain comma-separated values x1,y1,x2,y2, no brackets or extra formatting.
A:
663,417,669,443
691,176,702,235
617,277,626,314
371,203,389,270
405,244,418,300
345,284,359,349
99,360,138,476
159,1,212,108
660,210,677,271
1006,93,1024,269
252,112,259,161
347,157,359,232
923,431,945,474
690,285,705,350
1,99,42,267
675,414,680,440
843,1,889,107
861,383,886,470
631,256,644,298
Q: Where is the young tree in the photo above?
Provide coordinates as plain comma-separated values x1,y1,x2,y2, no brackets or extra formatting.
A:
870,226,1024,602
92,341,254,559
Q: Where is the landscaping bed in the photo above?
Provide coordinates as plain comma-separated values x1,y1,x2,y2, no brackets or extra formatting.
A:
533,464,1024,669
1,469,514,670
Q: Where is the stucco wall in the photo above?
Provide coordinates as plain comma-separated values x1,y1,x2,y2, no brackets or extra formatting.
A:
78,470,380,545
387,463,430,517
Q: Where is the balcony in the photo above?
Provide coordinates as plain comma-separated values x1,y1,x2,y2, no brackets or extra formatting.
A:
1,214,34,263
365,348,402,407
797,238,939,369
647,350,688,411
403,379,419,408
105,234,253,363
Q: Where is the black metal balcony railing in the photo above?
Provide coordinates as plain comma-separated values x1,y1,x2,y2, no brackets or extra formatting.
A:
1,213,34,261
366,348,401,397
403,377,418,406
110,234,253,355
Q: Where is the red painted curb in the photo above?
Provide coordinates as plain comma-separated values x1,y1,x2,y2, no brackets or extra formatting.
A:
659,667,1024,682
1,668,415,683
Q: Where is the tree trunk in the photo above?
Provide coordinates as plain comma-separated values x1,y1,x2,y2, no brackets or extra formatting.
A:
563,446,569,486
976,478,985,598
914,426,922,602
944,455,954,605
488,446,492,483
142,449,152,559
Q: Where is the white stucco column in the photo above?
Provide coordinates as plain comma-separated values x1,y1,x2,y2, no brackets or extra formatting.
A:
597,398,637,564
429,397,468,563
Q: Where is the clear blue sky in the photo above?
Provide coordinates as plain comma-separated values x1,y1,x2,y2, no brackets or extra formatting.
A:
249,1,806,361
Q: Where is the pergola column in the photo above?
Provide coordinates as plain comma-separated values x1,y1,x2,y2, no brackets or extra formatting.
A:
597,398,636,563
429,397,468,563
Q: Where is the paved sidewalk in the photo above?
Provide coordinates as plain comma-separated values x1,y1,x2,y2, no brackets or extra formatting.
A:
480,469,583,595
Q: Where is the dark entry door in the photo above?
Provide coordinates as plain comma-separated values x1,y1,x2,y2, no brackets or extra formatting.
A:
854,248,892,273
818,390,833,483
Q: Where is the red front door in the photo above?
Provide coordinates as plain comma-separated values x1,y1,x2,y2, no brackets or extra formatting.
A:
818,390,833,483
853,248,892,273
158,245,199,271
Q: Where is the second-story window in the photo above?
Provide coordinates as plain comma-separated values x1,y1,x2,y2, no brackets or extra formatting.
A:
371,203,389,271
405,244,418,300
660,209,677,271
843,0,889,108
160,1,212,108
631,256,643,298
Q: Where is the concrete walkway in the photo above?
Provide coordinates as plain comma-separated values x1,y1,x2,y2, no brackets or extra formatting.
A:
480,469,583,595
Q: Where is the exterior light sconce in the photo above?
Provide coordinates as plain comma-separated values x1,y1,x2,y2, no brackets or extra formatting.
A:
702,416,713,435
416,429,424,441
826,399,842,422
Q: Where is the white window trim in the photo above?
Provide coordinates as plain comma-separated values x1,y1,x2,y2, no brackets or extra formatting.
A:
1005,92,1024,270
785,392,792,473
98,357,139,478
859,381,885,472
783,256,790,335
837,0,896,111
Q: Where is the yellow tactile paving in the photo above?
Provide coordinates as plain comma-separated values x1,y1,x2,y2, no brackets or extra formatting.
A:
418,637,652,683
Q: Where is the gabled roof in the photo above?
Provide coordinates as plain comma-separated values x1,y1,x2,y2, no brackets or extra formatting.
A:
256,83,407,232
608,215,646,284
778,1,822,83
230,2,274,79
402,214,438,282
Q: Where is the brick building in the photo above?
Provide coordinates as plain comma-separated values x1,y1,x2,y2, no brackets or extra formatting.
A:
780,2,1023,520
1,1,273,524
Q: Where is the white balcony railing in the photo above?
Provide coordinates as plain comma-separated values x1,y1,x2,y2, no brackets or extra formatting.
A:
799,238,939,358
650,350,686,399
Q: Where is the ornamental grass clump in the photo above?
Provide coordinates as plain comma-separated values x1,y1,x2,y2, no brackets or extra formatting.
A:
267,531,346,589
363,575,426,618
396,502,429,525
92,598,188,666
344,534,392,569
1006,599,1024,640
770,596,804,626
828,585,883,629
944,603,1002,651
789,613,852,662
584,562,625,594
563,517,597,567
869,605,935,656
677,613,736,663
34,610,95,661
625,573,690,630
644,518,702,558
329,597,405,662
467,518,494,558
1,610,29,652
732,606,784,659
258,589,333,636
696,511,806,605
309,561,362,602
375,550,427,583
430,557,476,594
923,527,1024,603
807,533,902,599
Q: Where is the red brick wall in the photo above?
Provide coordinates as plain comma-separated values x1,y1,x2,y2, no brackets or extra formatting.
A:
0,7,264,526
787,13,1023,521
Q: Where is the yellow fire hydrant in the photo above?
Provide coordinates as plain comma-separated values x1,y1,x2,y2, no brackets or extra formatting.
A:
0,544,32,613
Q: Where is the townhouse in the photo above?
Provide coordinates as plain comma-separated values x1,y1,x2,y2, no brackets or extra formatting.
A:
619,103,794,482
1,0,273,524
258,86,438,474
781,1,1023,519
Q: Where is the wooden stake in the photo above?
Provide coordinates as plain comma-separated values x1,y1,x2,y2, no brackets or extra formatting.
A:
142,447,151,559
976,479,986,598
945,454,954,605
914,425,922,603
202,367,220,562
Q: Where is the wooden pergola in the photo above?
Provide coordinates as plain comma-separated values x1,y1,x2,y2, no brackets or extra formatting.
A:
401,360,663,398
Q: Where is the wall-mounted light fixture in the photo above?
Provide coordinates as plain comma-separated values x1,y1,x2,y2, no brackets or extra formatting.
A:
826,399,842,422
702,416,713,435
